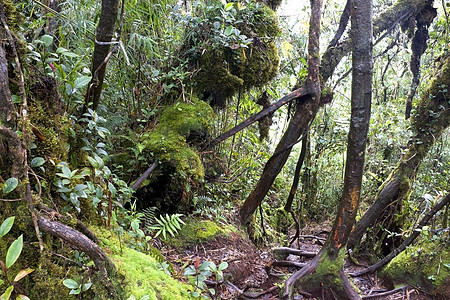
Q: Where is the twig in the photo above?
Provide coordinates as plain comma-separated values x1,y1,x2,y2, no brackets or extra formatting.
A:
51,252,90,269
0,198,24,202
243,285,280,299
131,161,159,190
362,285,407,299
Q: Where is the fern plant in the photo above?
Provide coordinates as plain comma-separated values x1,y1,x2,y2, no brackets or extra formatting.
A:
141,206,158,229
147,214,185,239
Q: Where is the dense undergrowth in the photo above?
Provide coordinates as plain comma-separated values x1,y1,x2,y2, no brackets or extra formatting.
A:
0,0,449,298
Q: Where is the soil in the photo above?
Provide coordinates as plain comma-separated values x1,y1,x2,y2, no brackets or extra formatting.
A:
157,220,434,299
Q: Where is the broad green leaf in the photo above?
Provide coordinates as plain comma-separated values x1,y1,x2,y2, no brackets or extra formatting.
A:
61,165,72,178
224,2,234,11
81,282,92,291
40,34,53,47
0,217,15,239
11,95,21,104
74,76,92,89
61,51,79,58
0,285,13,300
30,157,45,167
225,25,234,36
15,295,30,300
87,156,99,168
218,261,228,271
3,178,18,194
108,182,117,197
13,268,34,282
63,279,79,289
6,235,23,268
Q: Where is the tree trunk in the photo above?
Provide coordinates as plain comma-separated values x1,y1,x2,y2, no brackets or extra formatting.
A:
84,0,120,112
238,0,432,224
348,54,450,251
283,0,373,297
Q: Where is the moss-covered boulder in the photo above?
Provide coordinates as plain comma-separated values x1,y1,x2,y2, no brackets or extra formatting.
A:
182,0,281,108
381,239,450,299
166,218,236,249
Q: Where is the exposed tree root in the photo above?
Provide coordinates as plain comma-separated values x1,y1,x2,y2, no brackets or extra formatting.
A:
361,285,407,299
272,261,306,268
37,216,114,273
272,247,317,258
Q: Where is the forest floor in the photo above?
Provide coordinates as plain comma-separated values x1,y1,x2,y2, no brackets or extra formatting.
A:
157,220,433,299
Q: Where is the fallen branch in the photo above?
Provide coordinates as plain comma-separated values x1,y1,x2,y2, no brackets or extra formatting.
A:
206,87,309,149
361,285,407,299
297,235,326,241
273,247,317,258
131,161,159,190
272,261,306,268
243,285,280,299
350,192,450,277
37,215,114,274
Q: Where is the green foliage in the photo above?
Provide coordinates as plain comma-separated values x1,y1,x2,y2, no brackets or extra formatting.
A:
183,260,228,299
1,178,18,195
0,217,33,300
62,278,92,295
147,214,185,240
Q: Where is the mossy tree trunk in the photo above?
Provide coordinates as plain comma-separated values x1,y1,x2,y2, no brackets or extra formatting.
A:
348,54,450,252
282,0,373,298
237,0,434,224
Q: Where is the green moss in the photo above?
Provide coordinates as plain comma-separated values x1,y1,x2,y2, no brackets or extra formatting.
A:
184,2,281,107
143,99,214,182
94,227,192,299
159,99,214,137
298,249,346,295
166,218,235,248
382,239,450,298
268,207,289,234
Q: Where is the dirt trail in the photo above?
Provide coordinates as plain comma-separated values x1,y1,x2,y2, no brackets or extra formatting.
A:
159,221,432,299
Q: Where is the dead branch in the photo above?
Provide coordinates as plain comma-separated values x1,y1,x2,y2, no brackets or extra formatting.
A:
131,161,159,190
273,247,317,258
361,285,407,299
272,261,306,268
206,87,309,149
37,215,114,273
243,285,280,299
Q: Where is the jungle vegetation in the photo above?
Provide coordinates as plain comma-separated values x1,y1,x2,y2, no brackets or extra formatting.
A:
0,0,448,299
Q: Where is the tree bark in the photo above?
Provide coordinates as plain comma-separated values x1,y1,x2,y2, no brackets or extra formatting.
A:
348,54,450,250
283,0,373,297
0,45,16,128
84,0,120,112
37,216,115,273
